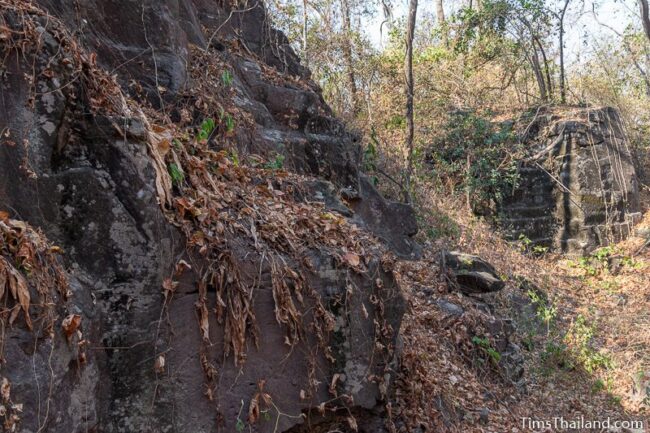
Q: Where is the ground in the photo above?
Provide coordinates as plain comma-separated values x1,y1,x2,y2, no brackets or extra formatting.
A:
392,195,649,432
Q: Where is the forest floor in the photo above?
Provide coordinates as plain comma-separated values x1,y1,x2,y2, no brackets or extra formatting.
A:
391,193,650,432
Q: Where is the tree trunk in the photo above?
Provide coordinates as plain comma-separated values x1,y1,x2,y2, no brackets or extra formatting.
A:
641,0,650,42
302,0,308,67
341,0,359,114
534,36,553,99
559,0,570,104
528,41,548,101
403,0,418,203
435,0,448,47
519,17,548,102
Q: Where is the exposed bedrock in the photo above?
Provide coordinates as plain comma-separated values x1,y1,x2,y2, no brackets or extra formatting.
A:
0,1,409,432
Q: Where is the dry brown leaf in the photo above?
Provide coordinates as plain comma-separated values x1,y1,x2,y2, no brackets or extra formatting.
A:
174,259,192,276
0,211,9,221
162,278,178,301
139,111,172,206
248,393,260,423
346,416,359,432
343,252,360,267
154,354,165,374
62,314,81,340
0,378,9,402
329,373,341,396
0,260,6,302
197,300,210,341
361,303,369,319
6,266,31,329
49,245,63,254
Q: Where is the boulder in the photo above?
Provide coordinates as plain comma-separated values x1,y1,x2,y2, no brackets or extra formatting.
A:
442,251,505,294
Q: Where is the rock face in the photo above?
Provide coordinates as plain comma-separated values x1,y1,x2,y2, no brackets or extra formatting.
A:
499,106,641,255
0,1,409,432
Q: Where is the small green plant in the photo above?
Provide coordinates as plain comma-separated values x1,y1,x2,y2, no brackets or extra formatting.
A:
518,234,532,252
592,246,615,262
591,378,606,393
168,163,184,185
229,149,240,167
532,245,549,255
517,234,548,255
264,154,285,170
598,278,619,293
621,255,642,269
418,210,460,240
565,315,612,374
460,257,474,267
575,246,621,277
522,332,535,351
541,341,573,370
472,336,501,365
197,118,216,142
527,289,557,335
224,113,235,133
577,257,598,276
221,69,234,87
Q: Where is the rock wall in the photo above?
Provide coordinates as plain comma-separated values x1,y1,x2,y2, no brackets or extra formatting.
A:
499,106,641,254
0,1,413,432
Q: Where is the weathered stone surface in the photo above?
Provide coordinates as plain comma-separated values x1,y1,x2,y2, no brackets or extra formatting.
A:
0,37,180,430
293,179,354,217
166,247,404,432
350,175,422,259
28,0,420,257
0,2,407,432
436,299,465,317
443,251,505,294
500,106,641,255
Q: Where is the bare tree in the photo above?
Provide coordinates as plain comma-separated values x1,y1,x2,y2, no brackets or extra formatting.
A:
302,0,308,67
519,17,549,101
640,0,650,42
594,8,650,96
341,0,359,113
436,0,448,47
558,0,571,103
403,0,418,203
535,36,553,98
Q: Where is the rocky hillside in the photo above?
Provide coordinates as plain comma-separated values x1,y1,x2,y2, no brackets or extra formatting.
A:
1,1,649,433
0,1,418,432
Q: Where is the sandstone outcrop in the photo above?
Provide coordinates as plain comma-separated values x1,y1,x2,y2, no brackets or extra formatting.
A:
0,1,413,431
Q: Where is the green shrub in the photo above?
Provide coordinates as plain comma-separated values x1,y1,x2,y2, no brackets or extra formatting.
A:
429,110,521,208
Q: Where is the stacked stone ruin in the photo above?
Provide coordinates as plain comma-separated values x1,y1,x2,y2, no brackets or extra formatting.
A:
499,107,641,255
